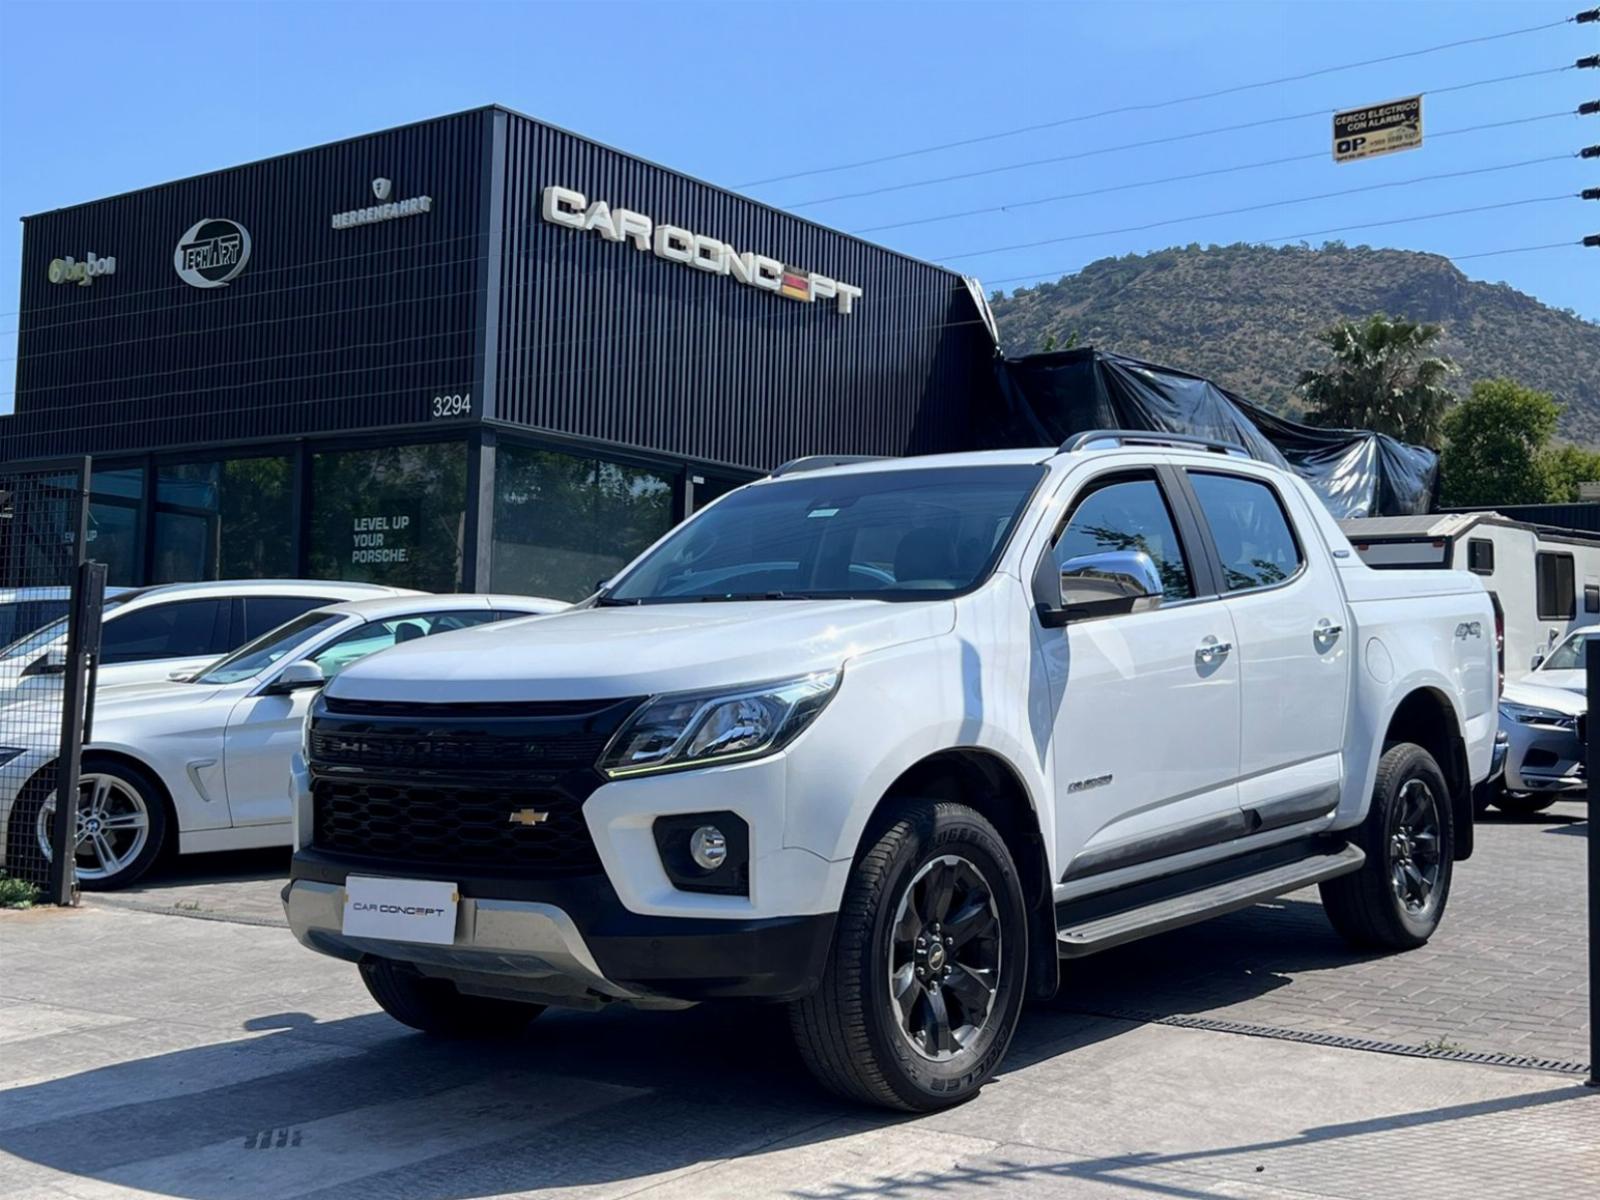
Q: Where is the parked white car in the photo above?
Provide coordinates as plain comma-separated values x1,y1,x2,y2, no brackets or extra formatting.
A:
1489,626,1595,815
0,593,563,889
283,435,1498,1112
0,579,412,707
0,587,130,647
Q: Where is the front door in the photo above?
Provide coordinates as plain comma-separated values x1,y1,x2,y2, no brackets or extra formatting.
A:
1039,470,1243,884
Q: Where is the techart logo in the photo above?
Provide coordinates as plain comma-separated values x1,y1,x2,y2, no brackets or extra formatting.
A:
174,219,251,289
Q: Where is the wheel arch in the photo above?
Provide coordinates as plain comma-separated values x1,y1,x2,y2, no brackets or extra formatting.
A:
1382,686,1473,861
865,747,1059,999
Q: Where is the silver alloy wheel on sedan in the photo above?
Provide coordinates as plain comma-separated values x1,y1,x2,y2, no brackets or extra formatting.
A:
34,772,151,882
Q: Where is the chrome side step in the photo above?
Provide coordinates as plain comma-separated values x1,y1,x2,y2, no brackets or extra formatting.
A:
1056,844,1365,958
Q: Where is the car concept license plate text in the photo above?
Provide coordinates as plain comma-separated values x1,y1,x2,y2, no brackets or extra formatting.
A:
341,876,459,945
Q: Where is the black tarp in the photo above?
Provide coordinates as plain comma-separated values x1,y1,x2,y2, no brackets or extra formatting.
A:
990,348,1437,517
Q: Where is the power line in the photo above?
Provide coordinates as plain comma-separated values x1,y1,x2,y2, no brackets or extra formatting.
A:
791,90,1575,210
734,17,1576,188
929,162,1579,262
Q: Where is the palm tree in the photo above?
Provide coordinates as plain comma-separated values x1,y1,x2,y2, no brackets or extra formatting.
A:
1297,315,1456,448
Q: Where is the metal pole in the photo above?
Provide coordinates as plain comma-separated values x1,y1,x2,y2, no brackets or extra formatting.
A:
1585,637,1599,1087
46,461,90,906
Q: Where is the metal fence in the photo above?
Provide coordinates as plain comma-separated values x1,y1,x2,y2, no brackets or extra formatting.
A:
0,458,105,906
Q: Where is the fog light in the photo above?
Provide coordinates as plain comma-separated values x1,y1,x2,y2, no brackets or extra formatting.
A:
690,825,727,871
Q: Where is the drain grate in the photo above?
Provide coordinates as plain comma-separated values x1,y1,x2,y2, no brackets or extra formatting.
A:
1065,1006,1591,1076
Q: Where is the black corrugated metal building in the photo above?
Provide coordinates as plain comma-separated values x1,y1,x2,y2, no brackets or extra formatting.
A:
3,106,998,598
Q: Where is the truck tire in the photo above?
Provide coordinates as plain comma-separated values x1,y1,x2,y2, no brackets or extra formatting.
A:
788,799,1028,1112
359,957,545,1037
1320,742,1454,951
1491,789,1558,817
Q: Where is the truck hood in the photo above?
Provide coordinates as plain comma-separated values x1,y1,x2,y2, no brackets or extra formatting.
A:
326,599,956,702
1501,678,1586,716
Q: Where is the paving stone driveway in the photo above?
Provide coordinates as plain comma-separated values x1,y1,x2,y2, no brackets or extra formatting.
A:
97,797,1594,1066
1058,798,1592,1065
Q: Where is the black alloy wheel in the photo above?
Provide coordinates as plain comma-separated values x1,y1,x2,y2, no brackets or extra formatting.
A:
888,854,1002,1061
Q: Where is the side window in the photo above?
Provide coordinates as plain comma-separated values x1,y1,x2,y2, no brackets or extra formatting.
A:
310,610,496,680
1054,476,1194,603
1585,583,1600,615
99,599,228,664
240,595,329,643
1466,539,1494,576
1188,472,1304,592
1536,552,1575,620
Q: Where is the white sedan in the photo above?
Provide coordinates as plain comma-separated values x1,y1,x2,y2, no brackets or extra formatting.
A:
0,593,563,889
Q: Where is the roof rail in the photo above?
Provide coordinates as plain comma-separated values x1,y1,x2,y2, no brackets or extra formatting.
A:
769,454,892,478
1058,429,1251,458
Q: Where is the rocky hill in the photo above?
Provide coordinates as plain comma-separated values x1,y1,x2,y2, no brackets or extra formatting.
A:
988,243,1600,444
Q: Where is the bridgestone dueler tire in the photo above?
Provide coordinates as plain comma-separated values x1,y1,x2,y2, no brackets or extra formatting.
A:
1319,742,1454,952
359,957,545,1038
787,799,1028,1112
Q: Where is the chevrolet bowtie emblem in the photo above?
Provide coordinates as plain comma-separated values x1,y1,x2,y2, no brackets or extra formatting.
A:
508,809,550,826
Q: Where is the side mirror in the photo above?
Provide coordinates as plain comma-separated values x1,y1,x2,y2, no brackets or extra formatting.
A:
264,660,326,696
1040,550,1164,628
21,650,67,678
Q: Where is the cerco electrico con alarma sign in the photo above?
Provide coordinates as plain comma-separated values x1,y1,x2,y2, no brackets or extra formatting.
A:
541,185,863,315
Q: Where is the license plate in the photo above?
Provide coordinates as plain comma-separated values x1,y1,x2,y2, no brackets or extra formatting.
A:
341,875,459,946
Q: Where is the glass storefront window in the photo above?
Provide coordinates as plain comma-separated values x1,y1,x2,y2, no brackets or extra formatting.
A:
152,457,294,583
491,444,676,601
88,465,144,586
309,442,467,592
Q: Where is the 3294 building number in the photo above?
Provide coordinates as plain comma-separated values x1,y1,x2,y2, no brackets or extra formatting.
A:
429,393,471,419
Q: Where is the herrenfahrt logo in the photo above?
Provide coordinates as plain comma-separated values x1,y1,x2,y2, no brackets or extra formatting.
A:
372,177,392,200
174,219,251,289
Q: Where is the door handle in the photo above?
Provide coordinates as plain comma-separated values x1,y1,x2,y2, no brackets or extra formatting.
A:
1314,618,1343,648
1196,637,1233,665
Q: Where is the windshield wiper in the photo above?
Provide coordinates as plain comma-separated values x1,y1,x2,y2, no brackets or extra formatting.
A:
594,595,643,607
695,592,796,602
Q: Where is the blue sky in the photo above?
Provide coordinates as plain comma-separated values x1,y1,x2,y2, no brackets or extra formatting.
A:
1,0,1594,414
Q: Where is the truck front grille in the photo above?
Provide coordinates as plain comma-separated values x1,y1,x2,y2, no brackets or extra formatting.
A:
307,694,642,877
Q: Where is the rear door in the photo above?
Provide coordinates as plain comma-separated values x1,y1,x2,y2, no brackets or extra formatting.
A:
1178,468,1351,828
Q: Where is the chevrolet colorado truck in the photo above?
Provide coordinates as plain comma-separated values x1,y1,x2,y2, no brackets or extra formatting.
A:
283,432,1498,1111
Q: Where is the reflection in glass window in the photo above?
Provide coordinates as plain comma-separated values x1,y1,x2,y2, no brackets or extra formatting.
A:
491,445,676,601
310,443,468,592
310,610,497,679
99,598,228,664
1188,473,1303,593
87,465,144,586
153,457,294,583
199,613,346,685
1055,477,1193,602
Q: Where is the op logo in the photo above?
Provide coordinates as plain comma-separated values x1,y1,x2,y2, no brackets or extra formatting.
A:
372,178,392,200
174,218,251,289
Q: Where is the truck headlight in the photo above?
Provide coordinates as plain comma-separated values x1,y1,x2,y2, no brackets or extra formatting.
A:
1499,701,1576,729
600,670,840,778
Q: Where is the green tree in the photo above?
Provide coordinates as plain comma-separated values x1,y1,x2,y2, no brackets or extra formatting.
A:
1040,330,1080,353
1538,443,1600,503
1439,379,1559,507
1297,314,1456,448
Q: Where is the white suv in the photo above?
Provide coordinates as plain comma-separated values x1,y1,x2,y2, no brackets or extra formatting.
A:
284,436,1498,1110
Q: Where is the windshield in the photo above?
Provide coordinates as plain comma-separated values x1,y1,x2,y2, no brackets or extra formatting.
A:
606,465,1045,604
197,612,346,685
0,597,130,660
0,599,70,647
1540,631,1600,672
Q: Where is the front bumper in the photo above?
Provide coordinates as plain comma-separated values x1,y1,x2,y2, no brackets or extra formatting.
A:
1503,716,1585,794
284,850,835,1005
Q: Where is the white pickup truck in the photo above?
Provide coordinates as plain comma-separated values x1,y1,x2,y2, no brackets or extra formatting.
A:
284,433,1499,1111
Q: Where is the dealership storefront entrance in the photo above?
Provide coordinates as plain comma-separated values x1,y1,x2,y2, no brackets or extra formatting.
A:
4,107,996,598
